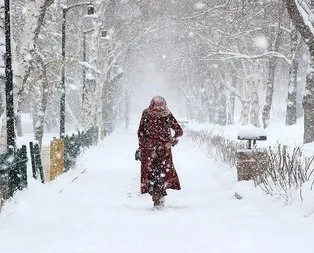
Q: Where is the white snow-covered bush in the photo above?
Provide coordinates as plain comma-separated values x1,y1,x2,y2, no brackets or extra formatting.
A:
187,129,314,204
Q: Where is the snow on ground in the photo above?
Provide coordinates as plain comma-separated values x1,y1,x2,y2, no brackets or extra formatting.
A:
1,122,314,253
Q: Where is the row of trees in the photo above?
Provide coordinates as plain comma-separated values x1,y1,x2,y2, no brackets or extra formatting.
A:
0,0,156,146
1,0,314,145
156,0,303,129
123,0,313,143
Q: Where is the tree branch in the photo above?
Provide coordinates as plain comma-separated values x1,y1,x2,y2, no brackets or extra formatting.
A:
203,51,292,65
283,0,314,45
166,0,230,20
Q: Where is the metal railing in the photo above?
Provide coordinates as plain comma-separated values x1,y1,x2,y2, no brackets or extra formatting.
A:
0,146,28,201
0,126,98,209
64,126,98,171
29,142,45,183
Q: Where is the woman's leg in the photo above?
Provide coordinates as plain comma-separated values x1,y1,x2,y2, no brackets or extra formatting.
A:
151,156,167,206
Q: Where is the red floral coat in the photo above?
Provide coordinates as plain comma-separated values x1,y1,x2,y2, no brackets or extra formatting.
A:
137,109,183,194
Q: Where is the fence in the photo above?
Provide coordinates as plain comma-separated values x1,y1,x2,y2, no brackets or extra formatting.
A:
31,126,99,182
0,126,99,209
29,142,45,183
64,126,98,171
0,146,28,203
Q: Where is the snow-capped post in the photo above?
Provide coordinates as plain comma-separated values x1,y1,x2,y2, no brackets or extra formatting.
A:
4,0,15,151
237,125,267,149
236,125,267,181
60,2,95,138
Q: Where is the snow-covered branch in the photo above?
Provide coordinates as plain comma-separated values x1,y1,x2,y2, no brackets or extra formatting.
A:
61,2,92,12
108,68,123,84
186,28,231,52
167,0,230,20
284,0,314,44
16,0,53,97
78,61,102,75
203,51,292,65
105,24,173,73
226,25,291,39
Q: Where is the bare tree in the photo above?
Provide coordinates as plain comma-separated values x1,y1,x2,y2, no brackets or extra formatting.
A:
286,23,301,126
250,63,261,127
0,2,6,153
261,2,285,128
14,0,54,136
284,0,314,143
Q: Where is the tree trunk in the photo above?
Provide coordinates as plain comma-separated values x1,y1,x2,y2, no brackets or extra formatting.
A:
262,4,284,129
250,92,260,127
283,0,314,143
15,113,23,137
241,100,250,126
82,77,97,128
250,75,260,127
34,54,50,147
208,99,215,124
0,114,7,154
239,66,250,126
216,83,227,126
101,70,123,134
125,91,130,129
303,42,314,143
262,57,277,129
286,24,299,126
14,0,52,137
228,70,236,125
0,87,4,116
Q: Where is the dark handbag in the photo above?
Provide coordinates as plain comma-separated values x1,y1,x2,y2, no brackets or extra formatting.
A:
135,148,141,161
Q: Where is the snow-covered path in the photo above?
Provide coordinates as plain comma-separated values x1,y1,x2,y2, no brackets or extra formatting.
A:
1,127,314,253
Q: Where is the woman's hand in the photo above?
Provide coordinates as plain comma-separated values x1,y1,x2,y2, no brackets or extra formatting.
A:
171,138,179,147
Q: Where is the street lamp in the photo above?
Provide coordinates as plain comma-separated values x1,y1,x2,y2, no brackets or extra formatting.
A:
4,0,15,151
60,2,94,138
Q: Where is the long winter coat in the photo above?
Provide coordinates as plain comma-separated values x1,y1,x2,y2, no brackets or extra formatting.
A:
137,104,183,195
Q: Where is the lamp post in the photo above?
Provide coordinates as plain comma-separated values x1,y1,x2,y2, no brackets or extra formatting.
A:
60,2,94,138
4,0,15,151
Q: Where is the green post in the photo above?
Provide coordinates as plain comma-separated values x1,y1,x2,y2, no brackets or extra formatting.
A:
29,142,37,179
20,145,28,189
34,144,45,183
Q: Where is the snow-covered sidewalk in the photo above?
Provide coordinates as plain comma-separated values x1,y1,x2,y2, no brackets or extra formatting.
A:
1,127,314,253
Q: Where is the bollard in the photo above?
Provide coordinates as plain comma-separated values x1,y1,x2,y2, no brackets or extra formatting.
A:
236,126,267,181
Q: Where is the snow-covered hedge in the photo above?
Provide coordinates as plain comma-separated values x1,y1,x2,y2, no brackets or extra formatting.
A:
187,129,244,168
187,129,314,203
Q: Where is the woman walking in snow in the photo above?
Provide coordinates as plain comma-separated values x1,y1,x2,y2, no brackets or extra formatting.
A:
137,96,183,208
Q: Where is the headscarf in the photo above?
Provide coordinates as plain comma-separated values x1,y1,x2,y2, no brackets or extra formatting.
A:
147,96,170,118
